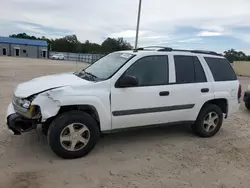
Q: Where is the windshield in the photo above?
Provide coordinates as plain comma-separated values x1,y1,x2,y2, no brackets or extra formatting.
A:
82,52,135,80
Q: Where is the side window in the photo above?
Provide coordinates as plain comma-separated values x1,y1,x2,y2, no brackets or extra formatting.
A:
194,57,207,82
174,56,195,84
174,55,207,84
204,57,237,81
124,56,168,86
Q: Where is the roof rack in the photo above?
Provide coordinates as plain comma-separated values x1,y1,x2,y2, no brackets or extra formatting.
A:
171,49,222,56
134,46,222,56
134,46,173,52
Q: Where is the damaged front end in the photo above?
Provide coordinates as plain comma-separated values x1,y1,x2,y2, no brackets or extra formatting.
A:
6,100,41,135
7,90,61,135
7,113,38,135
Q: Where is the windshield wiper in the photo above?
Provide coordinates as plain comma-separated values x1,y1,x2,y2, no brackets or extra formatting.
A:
75,70,99,81
85,71,98,79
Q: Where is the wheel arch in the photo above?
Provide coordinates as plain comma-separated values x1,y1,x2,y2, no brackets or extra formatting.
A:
200,98,228,117
44,105,101,131
59,105,100,123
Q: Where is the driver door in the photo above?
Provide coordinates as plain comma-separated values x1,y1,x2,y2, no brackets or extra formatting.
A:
111,55,172,129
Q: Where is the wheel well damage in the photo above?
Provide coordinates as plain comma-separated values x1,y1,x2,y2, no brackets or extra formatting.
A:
32,92,61,121
32,88,101,131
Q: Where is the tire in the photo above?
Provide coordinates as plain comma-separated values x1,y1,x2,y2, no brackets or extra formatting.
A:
48,111,100,159
245,103,250,110
192,104,223,137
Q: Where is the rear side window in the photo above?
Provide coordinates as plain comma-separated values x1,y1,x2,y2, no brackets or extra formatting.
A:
204,57,237,81
174,55,207,84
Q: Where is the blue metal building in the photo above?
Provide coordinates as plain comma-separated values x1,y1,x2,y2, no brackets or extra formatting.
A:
0,37,48,58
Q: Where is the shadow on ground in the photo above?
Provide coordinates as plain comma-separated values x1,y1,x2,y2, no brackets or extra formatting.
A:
1,123,194,160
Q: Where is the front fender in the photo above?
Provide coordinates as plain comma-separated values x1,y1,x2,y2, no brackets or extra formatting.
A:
32,92,61,121
59,96,111,131
32,91,111,131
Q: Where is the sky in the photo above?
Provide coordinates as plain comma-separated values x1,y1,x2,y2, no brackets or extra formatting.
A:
1,0,250,54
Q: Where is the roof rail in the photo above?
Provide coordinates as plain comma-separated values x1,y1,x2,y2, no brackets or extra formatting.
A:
134,46,172,52
133,46,222,56
189,50,222,56
159,48,222,56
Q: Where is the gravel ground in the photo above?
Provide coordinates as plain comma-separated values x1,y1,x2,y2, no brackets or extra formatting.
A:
0,57,250,188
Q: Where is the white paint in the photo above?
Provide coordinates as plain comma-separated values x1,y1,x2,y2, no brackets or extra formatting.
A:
32,93,61,121
14,73,91,98
6,103,15,123
51,54,65,60
7,50,240,132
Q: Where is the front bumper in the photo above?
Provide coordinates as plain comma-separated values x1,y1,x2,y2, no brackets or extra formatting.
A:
6,103,37,135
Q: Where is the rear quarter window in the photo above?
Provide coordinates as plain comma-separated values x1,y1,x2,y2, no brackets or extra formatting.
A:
204,57,237,81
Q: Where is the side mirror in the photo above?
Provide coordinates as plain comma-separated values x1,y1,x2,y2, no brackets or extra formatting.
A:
116,75,138,88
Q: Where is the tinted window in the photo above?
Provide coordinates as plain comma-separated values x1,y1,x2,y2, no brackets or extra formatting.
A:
204,57,237,81
124,56,168,86
174,55,207,84
194,57,207,82
175,56,195,84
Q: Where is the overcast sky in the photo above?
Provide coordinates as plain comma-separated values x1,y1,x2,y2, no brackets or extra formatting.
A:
1,0,250,54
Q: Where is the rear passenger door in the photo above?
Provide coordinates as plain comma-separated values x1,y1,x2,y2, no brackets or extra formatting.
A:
167,55,215,122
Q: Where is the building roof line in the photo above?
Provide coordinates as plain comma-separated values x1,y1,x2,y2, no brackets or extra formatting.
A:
0,36,48,47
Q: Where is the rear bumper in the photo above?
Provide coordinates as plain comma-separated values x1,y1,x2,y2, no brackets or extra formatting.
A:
227,99,240,116
6,103,37,135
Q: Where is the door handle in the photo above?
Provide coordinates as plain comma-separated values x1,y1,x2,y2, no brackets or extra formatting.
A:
201,88,209,93
159,91,170,96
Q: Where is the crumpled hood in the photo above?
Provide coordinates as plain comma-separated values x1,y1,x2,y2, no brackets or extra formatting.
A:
14,73,91,98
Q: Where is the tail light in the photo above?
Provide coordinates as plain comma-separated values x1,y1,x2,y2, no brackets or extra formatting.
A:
238,84,242,101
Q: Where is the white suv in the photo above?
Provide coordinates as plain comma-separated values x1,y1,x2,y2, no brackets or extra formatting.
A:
6,47,241,159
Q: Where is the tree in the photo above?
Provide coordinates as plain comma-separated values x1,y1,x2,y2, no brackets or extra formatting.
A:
9,33,132,53
64,35,79,44
101,37,132,52
10,33,39,40
224,49,248,63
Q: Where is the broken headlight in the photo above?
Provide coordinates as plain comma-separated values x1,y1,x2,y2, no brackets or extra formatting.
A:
13,96,31,109
20,99,31,109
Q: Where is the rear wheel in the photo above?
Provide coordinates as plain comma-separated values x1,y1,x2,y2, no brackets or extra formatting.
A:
48,111,100,159
192,104,223,137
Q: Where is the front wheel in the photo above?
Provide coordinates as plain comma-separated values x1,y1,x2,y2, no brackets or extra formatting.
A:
48,111,100,159
191,104,223,137
245,103,250,110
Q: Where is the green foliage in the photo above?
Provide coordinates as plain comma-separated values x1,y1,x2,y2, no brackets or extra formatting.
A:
224,49,250,63
10,33,36,39
9,33,132,53
101,37,132,52
12,33,250,62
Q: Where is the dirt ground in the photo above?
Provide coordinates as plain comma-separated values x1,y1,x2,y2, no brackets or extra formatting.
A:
1,57,250,188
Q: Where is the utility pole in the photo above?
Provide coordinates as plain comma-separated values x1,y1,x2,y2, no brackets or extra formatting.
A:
134,0,142,50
